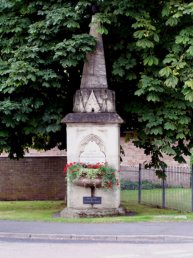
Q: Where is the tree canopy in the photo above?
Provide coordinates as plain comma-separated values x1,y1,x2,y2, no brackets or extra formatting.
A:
1,0,193,173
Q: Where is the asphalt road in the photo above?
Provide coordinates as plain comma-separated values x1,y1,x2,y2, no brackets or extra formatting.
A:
1,220,193,235
1,221,193,257
1,221,193,243
1,239,193,258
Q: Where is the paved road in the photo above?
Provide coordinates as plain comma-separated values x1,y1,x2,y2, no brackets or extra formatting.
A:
1,221,193,243
1,221,193,257
1,239,193,258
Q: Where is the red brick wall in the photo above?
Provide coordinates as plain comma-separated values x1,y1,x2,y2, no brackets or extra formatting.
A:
0,157,67,200
120,138,189,167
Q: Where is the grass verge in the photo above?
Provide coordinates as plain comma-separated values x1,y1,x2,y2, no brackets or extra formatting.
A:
0,200,193,223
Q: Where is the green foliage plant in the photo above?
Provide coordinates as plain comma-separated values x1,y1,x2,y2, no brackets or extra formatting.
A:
64,162,119,189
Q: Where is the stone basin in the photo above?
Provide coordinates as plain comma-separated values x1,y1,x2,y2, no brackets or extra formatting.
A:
73,177,102,188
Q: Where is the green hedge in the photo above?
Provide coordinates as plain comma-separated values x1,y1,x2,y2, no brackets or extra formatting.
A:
121,180,162,190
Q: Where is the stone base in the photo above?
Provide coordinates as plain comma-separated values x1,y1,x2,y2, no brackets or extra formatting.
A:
60,207,126,218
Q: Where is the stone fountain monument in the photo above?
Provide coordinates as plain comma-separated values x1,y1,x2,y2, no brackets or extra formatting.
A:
60,14,124,218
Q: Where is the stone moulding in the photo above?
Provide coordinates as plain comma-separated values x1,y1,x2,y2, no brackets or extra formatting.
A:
62,112,124,124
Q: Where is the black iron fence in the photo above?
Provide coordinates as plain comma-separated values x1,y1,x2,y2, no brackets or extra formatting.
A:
120,164,193,212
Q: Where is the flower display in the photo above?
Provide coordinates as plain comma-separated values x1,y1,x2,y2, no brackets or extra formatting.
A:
64,162,119,189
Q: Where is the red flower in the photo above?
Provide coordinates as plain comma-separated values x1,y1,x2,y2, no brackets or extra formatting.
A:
63,165,69,174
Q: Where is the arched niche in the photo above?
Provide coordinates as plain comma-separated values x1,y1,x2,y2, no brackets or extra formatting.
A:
79,134,106,164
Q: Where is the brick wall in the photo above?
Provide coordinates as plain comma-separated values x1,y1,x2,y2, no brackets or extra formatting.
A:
0,157,67,201
120,138,189,167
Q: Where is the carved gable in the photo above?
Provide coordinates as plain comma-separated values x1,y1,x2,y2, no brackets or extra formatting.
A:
84,90,100,112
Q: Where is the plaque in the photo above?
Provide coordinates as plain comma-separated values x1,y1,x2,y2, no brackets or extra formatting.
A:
83,197,102,205
80,140,105,164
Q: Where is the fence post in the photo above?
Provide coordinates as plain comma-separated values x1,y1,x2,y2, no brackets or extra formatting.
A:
192,165,193,212
162,168,166,209
138,163,142,204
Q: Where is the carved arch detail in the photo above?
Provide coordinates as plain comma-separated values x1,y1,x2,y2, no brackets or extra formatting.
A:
79,134,105,154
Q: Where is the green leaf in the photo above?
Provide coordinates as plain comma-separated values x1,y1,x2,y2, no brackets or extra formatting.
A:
147,93,160,102
185,80,193,90
176,35,190,45
150,127,163,135
176,133,185,139
96,26,108,35
153,33,160,43
136,39,154,49
135,89,144,96
164,76,178,88
133,30,147,39
161,146,176,155
163,55,177,65
0,131,8,137
177,61,186,69
162,4,170,17
66,20,80,29
166,17,179,26
143,55,159,66
164,122,176,130
46,124,61,133
184,91,193,102
159,67,172,77
187,46,193,56
112,67,125,77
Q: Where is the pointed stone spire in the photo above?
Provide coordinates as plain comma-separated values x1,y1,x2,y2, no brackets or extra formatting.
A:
80,15,108,89
62,14,123,123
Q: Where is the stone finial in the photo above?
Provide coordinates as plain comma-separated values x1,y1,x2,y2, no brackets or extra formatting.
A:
80,15,108,89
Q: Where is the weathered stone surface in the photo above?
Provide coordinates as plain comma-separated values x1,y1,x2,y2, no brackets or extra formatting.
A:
81,74,107,89
60,207,126,218
73,177,102,188
61,15,124,216
84,91,101,112
80,15,108,89
64,124,121,209
62,113,123,124
73,89,116,113
80,140,106,164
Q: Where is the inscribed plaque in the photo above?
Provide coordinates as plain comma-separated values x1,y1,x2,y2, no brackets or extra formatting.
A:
80,140,105,164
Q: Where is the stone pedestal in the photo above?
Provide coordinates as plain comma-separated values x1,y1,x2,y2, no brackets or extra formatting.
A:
60,121,124,217
66,123,120,208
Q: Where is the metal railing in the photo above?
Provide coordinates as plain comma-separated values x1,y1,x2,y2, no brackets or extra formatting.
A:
120,164,193,212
